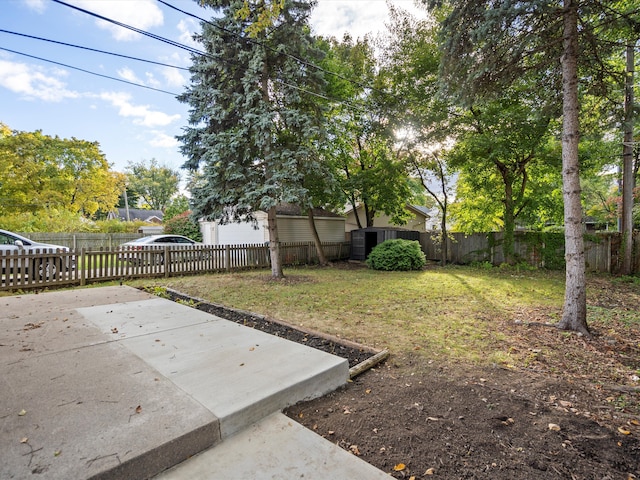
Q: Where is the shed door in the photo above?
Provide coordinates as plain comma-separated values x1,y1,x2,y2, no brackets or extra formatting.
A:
364,231,378,259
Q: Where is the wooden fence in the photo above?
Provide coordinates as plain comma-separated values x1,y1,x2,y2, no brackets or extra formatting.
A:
0,242,351,292
420,231,640,274
15,232,145,250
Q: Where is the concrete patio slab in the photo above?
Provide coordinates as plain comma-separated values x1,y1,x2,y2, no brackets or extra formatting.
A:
1,288,219,480
156,412,393,480
77,296,349,438
1,286,378,480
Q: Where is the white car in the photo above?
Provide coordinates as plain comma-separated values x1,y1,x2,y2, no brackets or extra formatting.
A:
118,234,202,265
0,229,75,278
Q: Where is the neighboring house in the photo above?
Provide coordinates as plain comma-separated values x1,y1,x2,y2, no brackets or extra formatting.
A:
107,208,164,224
344,204,431,233
200,204,346,245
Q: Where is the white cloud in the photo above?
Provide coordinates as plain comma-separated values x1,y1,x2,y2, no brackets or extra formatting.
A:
161,67,186,89
24,0,46,14
117,67,144,85
0,60,79,102
99,91,180,127
145,72,162,89
310,0,427,40
149,130,179,148
177,19,201,49
71,0,164,41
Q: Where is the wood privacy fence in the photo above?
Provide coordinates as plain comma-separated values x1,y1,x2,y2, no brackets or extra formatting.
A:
0,242,351,292
15,232,145,249
420,231,640,274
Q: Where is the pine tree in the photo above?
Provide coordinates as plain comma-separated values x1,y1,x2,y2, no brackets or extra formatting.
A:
177,0,325,278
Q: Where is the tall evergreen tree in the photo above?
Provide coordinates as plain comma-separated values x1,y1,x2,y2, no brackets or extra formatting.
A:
178,0,325,278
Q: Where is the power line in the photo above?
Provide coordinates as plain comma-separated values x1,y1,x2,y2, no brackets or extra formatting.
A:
9,0,387,111
0,29,189,71
0,46,179,96
156,0,394,99
51,0,208,57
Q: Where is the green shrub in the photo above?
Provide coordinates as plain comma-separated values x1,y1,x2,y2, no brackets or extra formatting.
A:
366,239,426,271
164,211,202,241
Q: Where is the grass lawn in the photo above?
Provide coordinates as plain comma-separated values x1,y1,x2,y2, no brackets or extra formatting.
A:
128,262,640,393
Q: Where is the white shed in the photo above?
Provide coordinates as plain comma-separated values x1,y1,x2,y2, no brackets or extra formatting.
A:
200,204,346,245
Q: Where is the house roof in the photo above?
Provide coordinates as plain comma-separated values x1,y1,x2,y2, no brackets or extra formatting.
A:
344,204,431,219
110,208,164,222
275,203,343,218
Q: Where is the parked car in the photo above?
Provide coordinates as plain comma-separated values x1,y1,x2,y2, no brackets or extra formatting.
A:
0,229,75,279
118,234,202,265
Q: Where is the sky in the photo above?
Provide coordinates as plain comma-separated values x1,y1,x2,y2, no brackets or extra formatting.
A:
0,0,426,180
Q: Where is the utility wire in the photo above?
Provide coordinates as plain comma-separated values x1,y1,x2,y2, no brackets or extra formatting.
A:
0,29,190,71
156,0,394,99
0,46,180,96
51,0,208,57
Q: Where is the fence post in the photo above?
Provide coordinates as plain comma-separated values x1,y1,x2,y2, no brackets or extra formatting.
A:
225,245,231,272
164,246,170,278
80,248,86,286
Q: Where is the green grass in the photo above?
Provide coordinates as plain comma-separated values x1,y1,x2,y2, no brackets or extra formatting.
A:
128,265,567,367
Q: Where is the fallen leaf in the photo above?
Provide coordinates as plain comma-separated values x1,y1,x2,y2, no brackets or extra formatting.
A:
54,450,61,457
425,468,435,475
343,406,351,414
365,389,371,394
20,437,28,444
18,409,26,416
249,347,255,351
548,423,561,431
393,463,406,471
328,430,335,435
618,426,631,435
298,413,304,418
350,444,361,456
135,405,142,414
409,477,416,480
111,327,118,334
630,419,640,426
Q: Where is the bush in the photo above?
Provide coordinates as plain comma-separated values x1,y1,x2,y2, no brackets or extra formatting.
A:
366,239,426,271
164,211,202,241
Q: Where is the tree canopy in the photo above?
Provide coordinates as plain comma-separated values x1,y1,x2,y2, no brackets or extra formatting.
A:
125,159,180,212
0,124,123,218
178,0,326,277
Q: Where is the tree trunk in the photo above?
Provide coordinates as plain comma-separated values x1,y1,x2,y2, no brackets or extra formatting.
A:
267,205,284,278
621,42,635,275
308,207,329,266
440,210,448,267
503,180,516,265
557,0,589,336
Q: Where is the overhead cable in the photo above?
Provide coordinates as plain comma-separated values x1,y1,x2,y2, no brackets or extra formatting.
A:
0,46,180,96
0,29,189,71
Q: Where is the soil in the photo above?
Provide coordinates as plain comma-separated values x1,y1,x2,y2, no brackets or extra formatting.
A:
152,282,640,480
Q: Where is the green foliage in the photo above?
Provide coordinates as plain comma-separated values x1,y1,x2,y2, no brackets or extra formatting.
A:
126,159,180,212
0,211,149,233
317,35,414,228
366,239,426,271
164,195,191,222
0,126,124,217
179,1,325,226
163,211,202,241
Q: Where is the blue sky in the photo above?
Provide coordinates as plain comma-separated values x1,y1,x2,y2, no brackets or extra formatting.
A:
1,0,424,181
